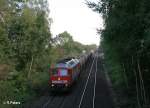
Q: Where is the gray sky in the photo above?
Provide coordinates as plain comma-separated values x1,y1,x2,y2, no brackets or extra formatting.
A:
49,0,103,45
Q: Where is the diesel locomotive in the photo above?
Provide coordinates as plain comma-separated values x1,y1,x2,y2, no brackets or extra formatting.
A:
49,53,92,91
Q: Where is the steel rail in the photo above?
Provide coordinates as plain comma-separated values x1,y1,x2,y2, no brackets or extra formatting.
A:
93,54,98,108
78,55,96,108
60,56,95,108
43,95,55,108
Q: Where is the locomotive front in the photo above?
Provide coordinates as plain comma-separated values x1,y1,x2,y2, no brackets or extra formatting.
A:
49,58,80,91
50,67,72,90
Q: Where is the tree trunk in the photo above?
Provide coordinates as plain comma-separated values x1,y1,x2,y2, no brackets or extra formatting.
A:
132,56,141,108
28,55,34,79
137,59,147,105
122,63,129,89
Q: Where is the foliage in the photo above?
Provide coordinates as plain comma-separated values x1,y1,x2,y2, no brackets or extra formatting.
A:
87,0,150,107
0,0,97,107
0,0,51,107
51,31,97,60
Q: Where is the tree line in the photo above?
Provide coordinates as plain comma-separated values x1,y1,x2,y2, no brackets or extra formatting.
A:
0,0,97,107
87,0,150,108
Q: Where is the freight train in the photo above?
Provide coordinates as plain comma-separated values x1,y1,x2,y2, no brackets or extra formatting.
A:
49,53,92,91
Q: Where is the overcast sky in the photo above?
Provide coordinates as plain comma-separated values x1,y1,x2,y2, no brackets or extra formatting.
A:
49,0,103,45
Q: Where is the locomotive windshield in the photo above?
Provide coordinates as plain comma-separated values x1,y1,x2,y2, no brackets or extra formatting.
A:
59,69,68,76
51,68,68,76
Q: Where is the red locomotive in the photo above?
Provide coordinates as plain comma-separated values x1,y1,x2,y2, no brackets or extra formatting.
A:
49,57,80,90
49,52,93,91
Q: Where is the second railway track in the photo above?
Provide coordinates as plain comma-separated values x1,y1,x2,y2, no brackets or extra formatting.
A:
78,53,98,108
28,51,114,108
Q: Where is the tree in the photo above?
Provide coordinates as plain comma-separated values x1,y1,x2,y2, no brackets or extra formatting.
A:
87,0,150,107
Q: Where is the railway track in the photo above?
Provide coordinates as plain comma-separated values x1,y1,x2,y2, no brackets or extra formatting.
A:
42,95,55,108
27,52,114,108
59,54,96,108
78,53,98,108
42,94,66,108
42,54,96,108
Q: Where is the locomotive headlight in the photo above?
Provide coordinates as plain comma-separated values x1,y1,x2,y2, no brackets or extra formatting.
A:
51,84,54,87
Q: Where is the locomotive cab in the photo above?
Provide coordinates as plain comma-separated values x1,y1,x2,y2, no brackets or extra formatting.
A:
49,58,80,91
50,68,72,89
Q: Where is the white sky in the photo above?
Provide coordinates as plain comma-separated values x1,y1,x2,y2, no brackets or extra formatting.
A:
49,0,103,45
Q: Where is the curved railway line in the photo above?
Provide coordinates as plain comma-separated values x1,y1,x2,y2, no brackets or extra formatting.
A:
27,52,114,108
42,54,96,108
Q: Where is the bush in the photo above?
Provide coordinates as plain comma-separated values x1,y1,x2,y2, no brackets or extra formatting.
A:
30,72,49,95
0,73,36,108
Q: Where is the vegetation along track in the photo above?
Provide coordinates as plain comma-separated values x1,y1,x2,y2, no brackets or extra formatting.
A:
27,52,114,108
